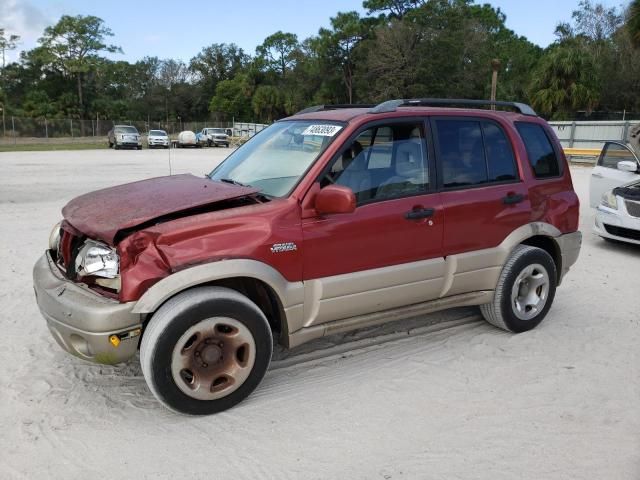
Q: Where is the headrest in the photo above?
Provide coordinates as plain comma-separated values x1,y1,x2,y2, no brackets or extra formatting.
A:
395,141,423,177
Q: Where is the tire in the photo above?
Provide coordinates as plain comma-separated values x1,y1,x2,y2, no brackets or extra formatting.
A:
140,286,273,415
137,146,142,150
114,144,120,150
207,140,212,147
479,245,557,333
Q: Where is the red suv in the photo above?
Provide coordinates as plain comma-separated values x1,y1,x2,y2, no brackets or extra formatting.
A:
33,99,582,415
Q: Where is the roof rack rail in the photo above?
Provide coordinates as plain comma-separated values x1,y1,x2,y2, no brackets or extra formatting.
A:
296,104,375,115
370,98,536,116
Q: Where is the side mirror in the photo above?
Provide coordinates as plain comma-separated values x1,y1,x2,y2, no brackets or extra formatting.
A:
315,185,356,215
617,160,639,173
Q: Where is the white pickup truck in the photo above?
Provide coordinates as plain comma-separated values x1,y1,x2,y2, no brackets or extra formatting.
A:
200,128,230,147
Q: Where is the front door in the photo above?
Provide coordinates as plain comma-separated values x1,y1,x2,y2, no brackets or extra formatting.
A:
301,120,444,327
589,141,640,207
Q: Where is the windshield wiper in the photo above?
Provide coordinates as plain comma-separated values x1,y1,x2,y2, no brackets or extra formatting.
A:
219,178,252,188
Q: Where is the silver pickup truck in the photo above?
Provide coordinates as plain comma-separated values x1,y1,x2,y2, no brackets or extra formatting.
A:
108,125,142,150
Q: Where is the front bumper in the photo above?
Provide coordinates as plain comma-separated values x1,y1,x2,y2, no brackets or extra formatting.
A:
594,204,640,245
556,230,582,284
33,252,142,364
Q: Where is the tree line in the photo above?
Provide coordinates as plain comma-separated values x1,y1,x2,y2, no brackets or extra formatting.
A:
1,0,640,125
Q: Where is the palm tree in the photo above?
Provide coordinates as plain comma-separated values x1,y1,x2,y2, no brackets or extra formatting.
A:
529,44,598,119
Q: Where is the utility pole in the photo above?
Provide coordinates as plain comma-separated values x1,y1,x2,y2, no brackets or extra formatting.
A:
490,59,501,110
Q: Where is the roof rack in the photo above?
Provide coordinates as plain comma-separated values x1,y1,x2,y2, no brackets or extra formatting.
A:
370,98,536,116
296,104,375,115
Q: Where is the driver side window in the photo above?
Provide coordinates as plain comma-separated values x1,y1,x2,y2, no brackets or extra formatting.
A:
600,143,637,169
322,123,429,204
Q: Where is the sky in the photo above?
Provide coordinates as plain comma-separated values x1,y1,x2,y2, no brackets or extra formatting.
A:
0,0,627,65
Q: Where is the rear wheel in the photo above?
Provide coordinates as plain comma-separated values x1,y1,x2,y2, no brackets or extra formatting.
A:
480,245,557,333
140,287,273,415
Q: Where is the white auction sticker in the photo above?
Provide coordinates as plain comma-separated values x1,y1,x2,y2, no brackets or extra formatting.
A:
302,124,343,137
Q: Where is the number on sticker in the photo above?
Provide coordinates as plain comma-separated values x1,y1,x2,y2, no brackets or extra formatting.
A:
302,125,342,137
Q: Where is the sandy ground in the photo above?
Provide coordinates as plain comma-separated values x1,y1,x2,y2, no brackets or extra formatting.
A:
0,148,638,479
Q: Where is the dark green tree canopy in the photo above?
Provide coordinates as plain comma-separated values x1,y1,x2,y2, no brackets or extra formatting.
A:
1,1,639,124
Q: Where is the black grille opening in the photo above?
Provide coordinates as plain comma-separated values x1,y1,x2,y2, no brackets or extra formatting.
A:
603,224,640,241
625,200,640,218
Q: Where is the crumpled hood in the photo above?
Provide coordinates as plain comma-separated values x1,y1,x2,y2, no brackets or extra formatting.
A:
62,174,258,245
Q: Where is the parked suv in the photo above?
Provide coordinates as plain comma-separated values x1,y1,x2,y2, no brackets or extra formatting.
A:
108,125,142,150
200,127,230,147
33,99,581,415
147,129,170,149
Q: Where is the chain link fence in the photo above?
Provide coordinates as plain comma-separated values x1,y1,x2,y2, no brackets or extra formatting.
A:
0,117,268,145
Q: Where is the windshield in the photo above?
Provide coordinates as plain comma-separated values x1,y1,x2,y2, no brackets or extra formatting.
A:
115,126,138,134
149,130,167,136
209,120,343,197
209,128,225,134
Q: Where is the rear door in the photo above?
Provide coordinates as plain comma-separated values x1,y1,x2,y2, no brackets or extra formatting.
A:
433,117,530,296
589,142,640,207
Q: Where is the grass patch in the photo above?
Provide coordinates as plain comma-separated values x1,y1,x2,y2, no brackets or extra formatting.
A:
0,142,108,152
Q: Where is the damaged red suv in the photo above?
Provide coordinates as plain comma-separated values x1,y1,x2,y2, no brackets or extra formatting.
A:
34,99,582,415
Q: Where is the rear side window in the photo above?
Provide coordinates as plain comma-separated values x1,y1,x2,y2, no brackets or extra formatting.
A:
437,120,486,188
483,122,517,182
515,122,561,178
435,119,517,188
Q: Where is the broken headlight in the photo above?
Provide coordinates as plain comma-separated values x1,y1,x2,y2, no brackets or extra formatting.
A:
75,240,119,279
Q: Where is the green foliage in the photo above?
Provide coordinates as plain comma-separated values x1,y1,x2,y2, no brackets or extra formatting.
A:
529,44,598,119
362,0,426,18
209,74,253,120
0,28,20,68
37,15,121,117
1,1,639,124
252,85,282,122
256,31,300,78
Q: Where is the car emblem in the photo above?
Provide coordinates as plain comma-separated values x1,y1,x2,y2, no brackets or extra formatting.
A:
270,242,297,253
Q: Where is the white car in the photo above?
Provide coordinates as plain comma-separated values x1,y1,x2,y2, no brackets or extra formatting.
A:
589,140,640,244
177,130,199,148
594,179,640,245
589,141,640,207
147,129,169,149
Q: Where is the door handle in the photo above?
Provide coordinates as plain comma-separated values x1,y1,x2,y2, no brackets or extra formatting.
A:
592,173,603,178
502,193,524,205
405,208,435,220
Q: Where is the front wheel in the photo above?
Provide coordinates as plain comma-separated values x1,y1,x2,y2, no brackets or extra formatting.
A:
480,245,557,333
140,286,273,415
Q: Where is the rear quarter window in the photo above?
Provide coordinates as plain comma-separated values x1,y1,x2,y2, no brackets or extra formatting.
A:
515,122,561,178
